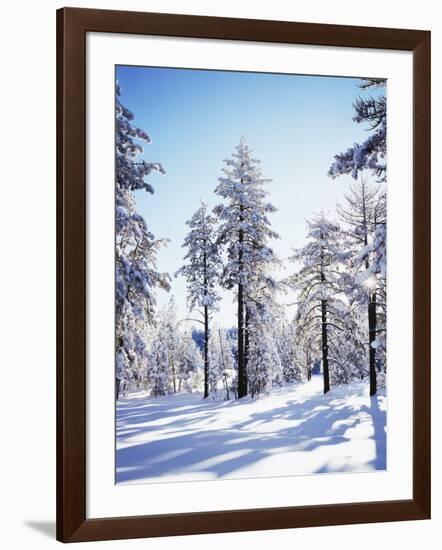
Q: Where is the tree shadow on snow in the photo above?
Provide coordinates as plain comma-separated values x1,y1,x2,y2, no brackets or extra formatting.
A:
117,394,235,439
116,383,386,484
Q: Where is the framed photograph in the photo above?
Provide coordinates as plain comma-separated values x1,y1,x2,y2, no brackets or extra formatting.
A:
57,7,431,542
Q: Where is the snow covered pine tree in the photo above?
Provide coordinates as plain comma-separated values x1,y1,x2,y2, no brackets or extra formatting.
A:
337,180,387,394
291,213,351,394
214,137,279,398
275,315,300,383
329,78,387,395
176,202,221,398
207,326,235,398
115,83,169,398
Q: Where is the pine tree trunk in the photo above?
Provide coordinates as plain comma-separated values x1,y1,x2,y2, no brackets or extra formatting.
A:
171,361,176,393
361,191,377,396
320,241,330,394
237,204,247,399
115,377,120,400
368,291,377,396
321,299,330,394
218,330,229,400
306,347,311,381
244,307,249,395
237,283,246,398
204,304,209,398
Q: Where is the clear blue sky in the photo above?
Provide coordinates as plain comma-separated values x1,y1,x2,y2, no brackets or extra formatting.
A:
116,65,378,327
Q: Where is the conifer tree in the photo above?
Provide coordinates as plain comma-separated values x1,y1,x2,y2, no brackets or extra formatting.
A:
248,327,282,396
275,316,300,383
337,180,386,394
207,327,235,397
328,78,388,395
214,138,279,398
291,213,349,393
148,336,169,396
115,84,169,398
177,334,204,392
176,202,221,398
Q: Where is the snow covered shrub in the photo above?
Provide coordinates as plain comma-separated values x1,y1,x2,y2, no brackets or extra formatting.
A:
248,328,283,396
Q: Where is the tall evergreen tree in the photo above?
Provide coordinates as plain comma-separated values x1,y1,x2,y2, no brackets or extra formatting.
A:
214,137,279,398
175,202,221,398
115,84,169,398
337,180,386,394
328,78,387,395
291,213,349,394
357,194,387,380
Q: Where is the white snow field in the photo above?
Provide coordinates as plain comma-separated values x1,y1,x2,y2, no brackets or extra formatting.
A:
116,375,386,484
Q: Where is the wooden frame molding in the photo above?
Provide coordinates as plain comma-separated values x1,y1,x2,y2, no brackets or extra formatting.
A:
57,7,431,542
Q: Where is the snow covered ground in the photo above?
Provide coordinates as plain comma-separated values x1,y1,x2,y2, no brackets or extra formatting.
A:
116,375,386,484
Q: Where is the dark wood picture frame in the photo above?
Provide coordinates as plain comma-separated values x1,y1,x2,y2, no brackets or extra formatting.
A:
57,7,431,543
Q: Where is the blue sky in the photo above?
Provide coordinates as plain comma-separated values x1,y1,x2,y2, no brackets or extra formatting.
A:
116,65,377,327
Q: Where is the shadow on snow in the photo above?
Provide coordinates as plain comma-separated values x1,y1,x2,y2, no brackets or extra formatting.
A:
116,379,386,484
